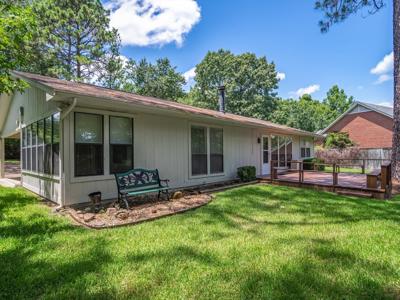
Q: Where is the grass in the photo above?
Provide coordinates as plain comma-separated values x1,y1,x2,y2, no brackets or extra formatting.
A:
1,185,400,299
324,166,365,174
5,159,20,165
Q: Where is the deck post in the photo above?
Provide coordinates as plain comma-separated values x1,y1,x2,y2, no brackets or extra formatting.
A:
362,159,366,174
0,138,4,178
332,163,338,186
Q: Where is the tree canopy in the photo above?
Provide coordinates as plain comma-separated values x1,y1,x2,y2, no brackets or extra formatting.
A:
0,2,36,94
122,58,186,101
188,49,279,120
31,0,117,81
323,85,354,119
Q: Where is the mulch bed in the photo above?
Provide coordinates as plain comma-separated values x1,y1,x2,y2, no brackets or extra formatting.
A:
65,193,213,229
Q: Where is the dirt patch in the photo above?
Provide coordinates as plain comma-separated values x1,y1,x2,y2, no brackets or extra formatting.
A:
65,194,213,229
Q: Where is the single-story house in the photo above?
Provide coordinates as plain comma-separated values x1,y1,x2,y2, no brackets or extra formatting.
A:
0,71,320,206
320,101,393,149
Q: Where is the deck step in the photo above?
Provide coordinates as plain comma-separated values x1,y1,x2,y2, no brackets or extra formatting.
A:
336,190,373,198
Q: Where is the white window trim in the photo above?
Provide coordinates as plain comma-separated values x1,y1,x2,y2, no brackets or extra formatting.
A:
188,123,225,180
300,137,312,159
70,108,136,183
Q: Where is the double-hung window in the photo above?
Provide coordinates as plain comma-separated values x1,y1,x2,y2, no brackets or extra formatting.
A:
74,113,104,177
300,138,311,158
191,125,224,176
109,116,133,174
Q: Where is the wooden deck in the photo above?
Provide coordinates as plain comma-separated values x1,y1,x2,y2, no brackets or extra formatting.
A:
259,170,390,199
280,171,367,189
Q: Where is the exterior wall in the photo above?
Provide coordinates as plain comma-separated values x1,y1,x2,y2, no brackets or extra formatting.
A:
1,87,62,203
1,87,59,137
326,111,393,149
62,107,309,205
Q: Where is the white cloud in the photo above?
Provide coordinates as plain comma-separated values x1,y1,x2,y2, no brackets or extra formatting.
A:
371,52,394,75
277,72,286,81
374,74,392,85
292,84,320,97
105,0,201,47
183,67,196,82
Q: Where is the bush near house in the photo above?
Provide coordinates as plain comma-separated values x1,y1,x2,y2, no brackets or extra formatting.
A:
324,132,354,150
237,166,256,181
302,158,325,171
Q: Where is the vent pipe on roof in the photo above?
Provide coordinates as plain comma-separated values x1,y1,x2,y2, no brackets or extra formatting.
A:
218,86,226,113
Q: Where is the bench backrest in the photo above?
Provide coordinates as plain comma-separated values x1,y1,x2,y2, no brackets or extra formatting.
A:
115,168,161,192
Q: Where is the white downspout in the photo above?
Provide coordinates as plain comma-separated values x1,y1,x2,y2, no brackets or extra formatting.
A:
60,97,77,120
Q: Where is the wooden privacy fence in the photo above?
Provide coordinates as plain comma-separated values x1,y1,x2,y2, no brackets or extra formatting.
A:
270,160,392,198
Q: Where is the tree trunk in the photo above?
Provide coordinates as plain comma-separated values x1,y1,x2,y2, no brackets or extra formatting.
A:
393,0,400,180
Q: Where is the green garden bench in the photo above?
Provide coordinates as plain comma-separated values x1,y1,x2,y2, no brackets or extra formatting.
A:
114,168,170,208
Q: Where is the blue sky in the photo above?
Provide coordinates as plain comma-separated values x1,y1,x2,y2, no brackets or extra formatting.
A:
104,0,393,106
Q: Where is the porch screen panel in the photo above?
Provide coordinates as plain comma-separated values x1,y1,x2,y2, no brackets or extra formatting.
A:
109,116,133,174
191,126,207,176
31,123,37,172
271,136,278,164
44,116,52,174
52,113,60,175
286,137,292,164
279,137,286,167
37,119,44,173
74,113,103,177
21,127,27,170
26,125,32,171
210,128,223,174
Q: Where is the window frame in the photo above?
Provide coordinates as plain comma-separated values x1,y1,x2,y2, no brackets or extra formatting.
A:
300,138,312,159
109,115,134,174
74,112,104,177
189,123,225,179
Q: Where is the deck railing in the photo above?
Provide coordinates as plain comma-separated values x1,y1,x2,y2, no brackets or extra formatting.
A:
270,159,392,198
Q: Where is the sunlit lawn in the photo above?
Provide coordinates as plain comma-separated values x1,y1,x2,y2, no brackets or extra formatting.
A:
1,185,399,299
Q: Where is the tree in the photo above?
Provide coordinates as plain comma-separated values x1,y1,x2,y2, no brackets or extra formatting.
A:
272,95,332,132
123,58,185,101
94,30,126,90
189,49,278,120
0,2,35,94
323,85,354,119
324,132,355,149
315,0,400,179
31,0,117,82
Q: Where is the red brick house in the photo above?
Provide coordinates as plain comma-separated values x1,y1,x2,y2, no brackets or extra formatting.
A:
321,102,393,149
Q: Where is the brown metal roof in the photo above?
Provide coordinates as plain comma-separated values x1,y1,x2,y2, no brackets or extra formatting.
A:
12,71,321,137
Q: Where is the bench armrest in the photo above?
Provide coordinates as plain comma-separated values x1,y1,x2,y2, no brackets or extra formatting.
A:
160,179,170,187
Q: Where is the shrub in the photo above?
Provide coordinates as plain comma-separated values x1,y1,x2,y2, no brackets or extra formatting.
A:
5,139,20,160
324,132,354,149
302,158,325,171
237,166,256,182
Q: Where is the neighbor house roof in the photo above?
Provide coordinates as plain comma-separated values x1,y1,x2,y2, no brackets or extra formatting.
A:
320,101,393,134
11,71,321,138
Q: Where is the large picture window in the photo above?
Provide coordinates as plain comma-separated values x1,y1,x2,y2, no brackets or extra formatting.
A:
191,125,224,176
109,116,133,174
74,113,103,177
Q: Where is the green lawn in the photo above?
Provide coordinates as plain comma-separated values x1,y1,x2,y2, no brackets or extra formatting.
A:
1,185,400,299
